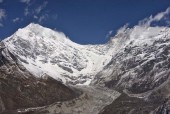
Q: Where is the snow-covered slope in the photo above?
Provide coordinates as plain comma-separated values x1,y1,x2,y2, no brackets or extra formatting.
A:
3,23,113,85
92,25,170,96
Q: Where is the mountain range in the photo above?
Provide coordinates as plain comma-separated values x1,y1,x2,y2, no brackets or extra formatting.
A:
0,23,170,114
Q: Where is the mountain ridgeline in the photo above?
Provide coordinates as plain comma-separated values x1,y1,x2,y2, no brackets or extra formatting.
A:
0,23,170,114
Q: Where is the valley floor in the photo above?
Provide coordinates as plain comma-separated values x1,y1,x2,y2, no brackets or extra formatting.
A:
18,86,120,114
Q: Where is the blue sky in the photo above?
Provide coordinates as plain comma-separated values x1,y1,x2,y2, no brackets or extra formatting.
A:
0,0,170,44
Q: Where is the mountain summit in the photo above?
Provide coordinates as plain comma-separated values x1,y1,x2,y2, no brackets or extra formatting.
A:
3,23,113,85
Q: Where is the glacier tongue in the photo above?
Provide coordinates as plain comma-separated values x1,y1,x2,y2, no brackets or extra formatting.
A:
3,23,113,85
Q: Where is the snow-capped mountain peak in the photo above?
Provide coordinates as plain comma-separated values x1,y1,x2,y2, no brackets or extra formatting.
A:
3,23,112,85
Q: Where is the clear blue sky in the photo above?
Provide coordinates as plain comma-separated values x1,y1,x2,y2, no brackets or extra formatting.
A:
0,0,170,44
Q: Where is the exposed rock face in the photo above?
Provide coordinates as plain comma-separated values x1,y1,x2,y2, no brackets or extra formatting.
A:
0,44,79,113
